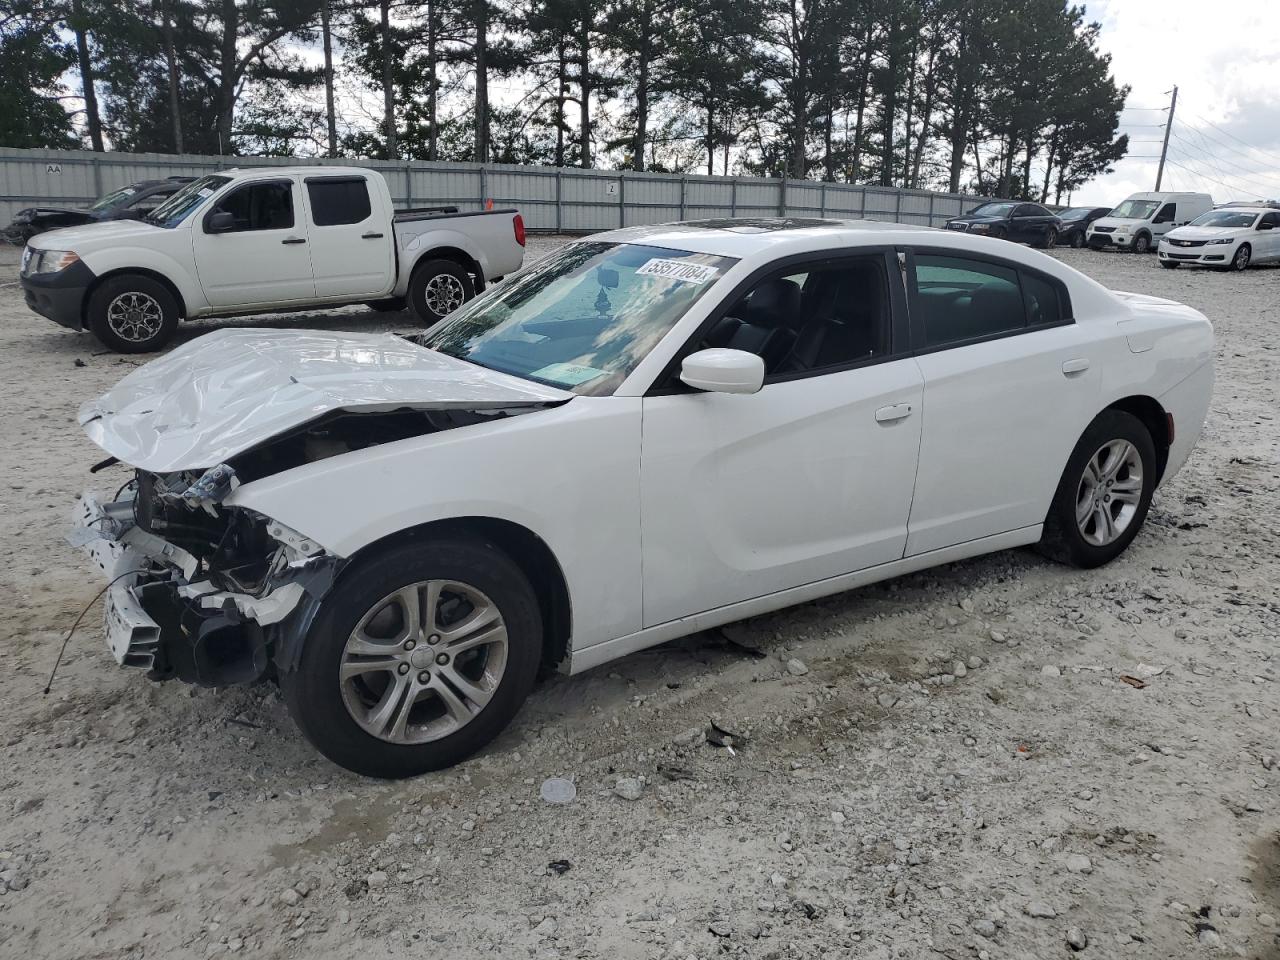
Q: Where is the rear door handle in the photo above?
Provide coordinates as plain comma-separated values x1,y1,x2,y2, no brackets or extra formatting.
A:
361,231,384,239
1061,358,1090,375
281,236,307,245
875,403,914,423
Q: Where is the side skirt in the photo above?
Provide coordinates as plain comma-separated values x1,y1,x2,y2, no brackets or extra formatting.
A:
564,525,1042,675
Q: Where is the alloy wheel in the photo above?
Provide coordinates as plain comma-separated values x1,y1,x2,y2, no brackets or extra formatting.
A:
106,292,164,342
1233,245,1251,271
1074,439,1144,547
339,580,509,744
423,274,466,316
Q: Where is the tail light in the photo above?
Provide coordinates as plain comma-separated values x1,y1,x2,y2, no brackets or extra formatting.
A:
513,213,526,247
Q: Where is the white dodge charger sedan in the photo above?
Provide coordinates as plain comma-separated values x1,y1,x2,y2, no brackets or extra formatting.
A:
72,218,1214,777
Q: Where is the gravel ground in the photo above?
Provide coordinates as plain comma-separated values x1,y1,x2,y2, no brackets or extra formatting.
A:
0,237,1277,960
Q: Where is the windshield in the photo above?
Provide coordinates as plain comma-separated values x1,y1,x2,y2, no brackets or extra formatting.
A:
1057,207,1093,221
1110,199,1160,220
1189,210,1259,228
422,242,737,396
967,202,1016,218
146,175,231,228
90,185,139,212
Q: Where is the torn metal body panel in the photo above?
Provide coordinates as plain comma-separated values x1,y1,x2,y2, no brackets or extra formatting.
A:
70,476,342,687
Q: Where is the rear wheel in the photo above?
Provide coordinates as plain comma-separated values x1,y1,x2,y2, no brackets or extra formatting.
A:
1038,409,1157,568
87,273,180,353
408,258,474,326
283,538,541,778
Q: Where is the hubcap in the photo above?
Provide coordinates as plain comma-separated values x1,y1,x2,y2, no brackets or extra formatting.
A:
1235,247,1250,270
1075,439,1144,547
339,580,508,744
106,292,164,342
422,274,466,316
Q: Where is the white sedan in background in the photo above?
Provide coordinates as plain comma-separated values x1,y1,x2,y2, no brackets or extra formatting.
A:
72,219,1214,777
1158,205,1280,271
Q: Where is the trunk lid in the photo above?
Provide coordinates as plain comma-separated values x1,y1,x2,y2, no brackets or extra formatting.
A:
79,329,572,472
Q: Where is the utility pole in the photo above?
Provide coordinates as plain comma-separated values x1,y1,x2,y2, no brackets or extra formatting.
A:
1155,85,1178,191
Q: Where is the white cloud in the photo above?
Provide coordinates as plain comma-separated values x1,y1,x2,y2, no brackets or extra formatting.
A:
1076,0,1280,204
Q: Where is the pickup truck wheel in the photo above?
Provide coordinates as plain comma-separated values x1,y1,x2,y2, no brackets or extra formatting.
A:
282,537,541,778
364,297,407,313
87,274,180,353
408,259,474,326
1037,410,1156,569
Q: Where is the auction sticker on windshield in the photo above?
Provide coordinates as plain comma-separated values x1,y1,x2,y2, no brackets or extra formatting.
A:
531,361,608,386
635,258,720,285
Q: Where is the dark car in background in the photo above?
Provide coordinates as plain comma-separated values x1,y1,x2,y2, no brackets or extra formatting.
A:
1053,206,1112,248
944,201,1063,248
2,177,194,244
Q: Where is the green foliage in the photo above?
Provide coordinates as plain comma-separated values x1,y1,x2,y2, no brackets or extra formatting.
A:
0,3,78,148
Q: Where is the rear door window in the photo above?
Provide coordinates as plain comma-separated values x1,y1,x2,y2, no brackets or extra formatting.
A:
307,178,372,226
912,255,1024,347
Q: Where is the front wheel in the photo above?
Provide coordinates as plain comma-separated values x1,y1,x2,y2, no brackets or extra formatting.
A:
87,274,180,353
1132,233,1151,254
283,538,542,778
1037,226,1057,249
1231,244,1251,271
1070,231,1087,249
1038,409,1157,568
408,258,475,326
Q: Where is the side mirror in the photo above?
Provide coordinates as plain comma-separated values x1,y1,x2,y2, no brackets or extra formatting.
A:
206,210,235,233
1258,221,1275,231
680,348,765,395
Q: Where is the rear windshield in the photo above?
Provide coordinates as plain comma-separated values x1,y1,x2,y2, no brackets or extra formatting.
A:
145,175,232,228
1189,210,1259,228
422,242,736,396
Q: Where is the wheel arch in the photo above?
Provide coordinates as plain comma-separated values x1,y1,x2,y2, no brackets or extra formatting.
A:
410,245,485,292
85,266,188,325
341,516,572,670
1104,394,1171,482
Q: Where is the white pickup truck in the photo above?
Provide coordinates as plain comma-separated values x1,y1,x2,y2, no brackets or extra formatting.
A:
19,165,527,352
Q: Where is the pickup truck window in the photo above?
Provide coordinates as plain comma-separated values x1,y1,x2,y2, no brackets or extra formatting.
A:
423,241,736,396
307,178,372,226
147,175,231,228
209,181,294,233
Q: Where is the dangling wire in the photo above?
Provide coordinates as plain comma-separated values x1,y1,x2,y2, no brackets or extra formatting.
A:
43,572,137,696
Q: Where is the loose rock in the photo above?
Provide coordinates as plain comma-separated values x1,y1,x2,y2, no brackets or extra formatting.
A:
1066,927,1088,951
613,777,644,801
786,658,809,676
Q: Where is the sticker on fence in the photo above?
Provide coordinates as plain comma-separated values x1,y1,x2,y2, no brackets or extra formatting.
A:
635,258,719,285
46,163,62,174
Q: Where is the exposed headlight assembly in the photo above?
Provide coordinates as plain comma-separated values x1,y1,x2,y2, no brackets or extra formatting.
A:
1204,238,1233,245
970,223,990,231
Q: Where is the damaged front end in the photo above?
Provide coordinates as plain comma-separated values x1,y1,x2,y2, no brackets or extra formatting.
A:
70,465,341,687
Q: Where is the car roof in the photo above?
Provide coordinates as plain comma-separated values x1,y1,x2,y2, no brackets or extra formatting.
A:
226,165,374,181
590,218,937,257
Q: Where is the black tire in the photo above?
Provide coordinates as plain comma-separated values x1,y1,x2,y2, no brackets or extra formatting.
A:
1159,260,1180,269
1036,226,1057,249
364,297,407,313
87,273,180,353
1038,409,1157,569
407,258,475,326
282,537,542,778
1132,233,1151,254
1070,231,1087,249
990,227,1007,240
1230,244,1251,272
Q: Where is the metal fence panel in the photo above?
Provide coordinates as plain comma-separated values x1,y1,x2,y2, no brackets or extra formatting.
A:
0,146,986,234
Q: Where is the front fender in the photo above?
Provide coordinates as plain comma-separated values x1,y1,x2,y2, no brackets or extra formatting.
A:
81,241,204,314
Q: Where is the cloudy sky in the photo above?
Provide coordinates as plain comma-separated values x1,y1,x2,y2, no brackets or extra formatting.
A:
1077,0,1280,204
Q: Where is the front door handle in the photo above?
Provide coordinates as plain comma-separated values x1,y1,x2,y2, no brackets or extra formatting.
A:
281,236,307,245
875,403,914,423
1062,358,1090,375
361,231,384,239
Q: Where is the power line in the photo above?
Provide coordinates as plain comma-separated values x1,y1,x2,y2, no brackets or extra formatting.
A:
1170,130,1280,191
1163,154,1280,198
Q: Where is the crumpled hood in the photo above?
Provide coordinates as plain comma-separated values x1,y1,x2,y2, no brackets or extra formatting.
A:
79,329,572,472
